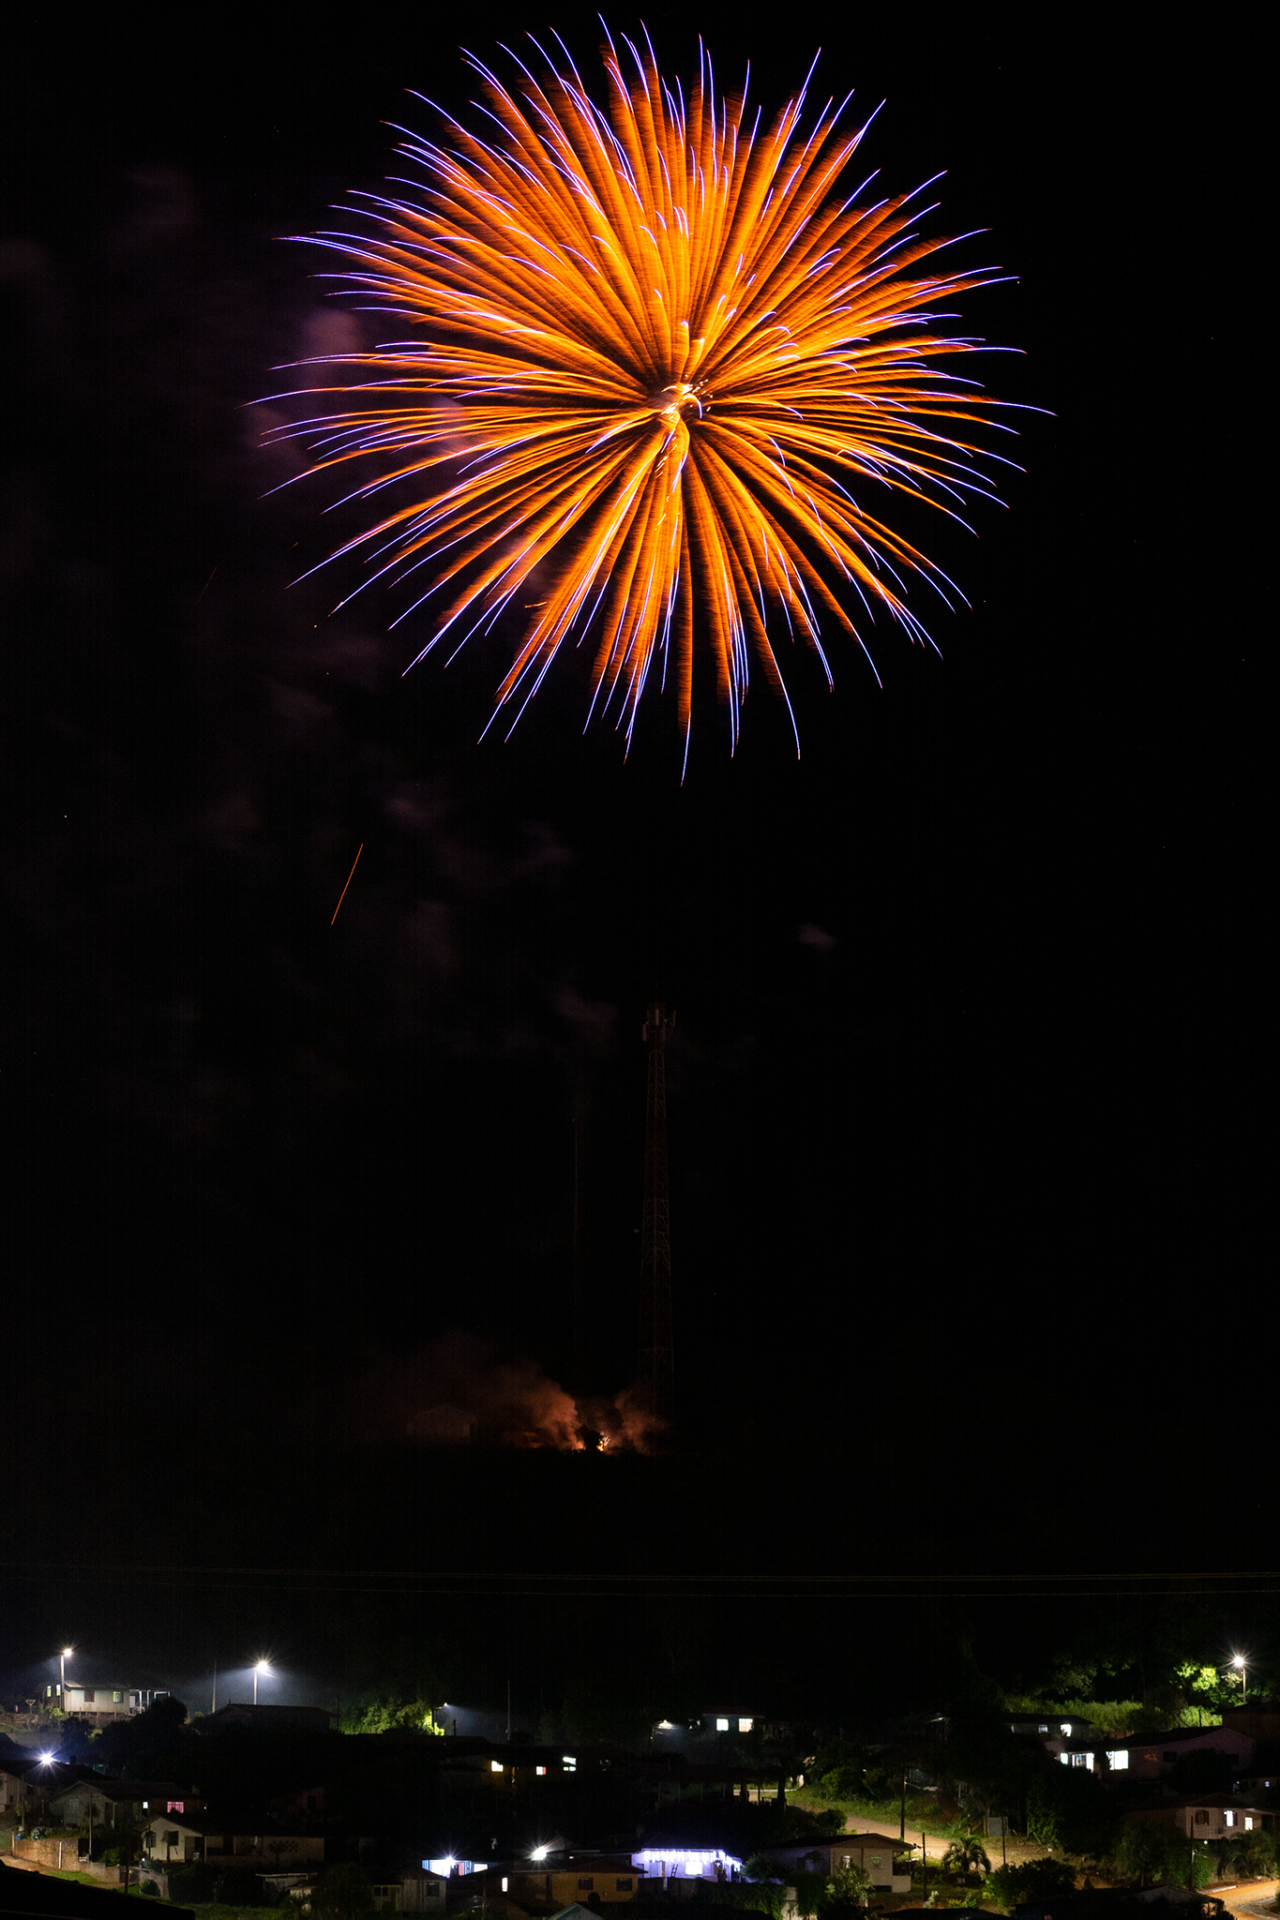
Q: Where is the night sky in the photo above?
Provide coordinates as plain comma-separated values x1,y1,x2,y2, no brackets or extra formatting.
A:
3,6,1257,1707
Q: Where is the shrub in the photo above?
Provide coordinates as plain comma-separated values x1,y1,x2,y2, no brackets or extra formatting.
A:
983,1858,1076,1909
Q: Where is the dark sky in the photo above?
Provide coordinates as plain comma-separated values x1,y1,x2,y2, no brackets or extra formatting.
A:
2,6,1257,1701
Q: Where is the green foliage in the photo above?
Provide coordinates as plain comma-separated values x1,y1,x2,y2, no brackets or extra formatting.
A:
809,1743,896,1807
824,1864,874,1913
1164,1748,1235,1794
340,1696,443,1736
1026,1764,1115,1857
744,1855,789,1885
1218,1828,1276,1880
312,1863,374,1919
982,1857,1076,1909
814,1811,845,1836
942,1838,991,1878
1186,1850,1215,1891
1109,1827,1218,1891
140,1882,160,1897
1056,1700,1142,1739
729,1870,787,1920
790,1870,829,1918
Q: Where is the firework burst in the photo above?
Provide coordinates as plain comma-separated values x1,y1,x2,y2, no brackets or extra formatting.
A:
273,28,1016,760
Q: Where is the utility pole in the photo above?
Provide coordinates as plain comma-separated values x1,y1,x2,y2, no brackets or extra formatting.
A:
637,1003,675,1426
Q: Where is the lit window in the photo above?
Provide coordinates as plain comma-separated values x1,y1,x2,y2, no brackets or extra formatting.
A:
113,1692,122,1703
562,1756,576,1772
536,1766,546,1777
1111,1751,1129,1771
738,1719,752,1734
716,1719,729,1731
1038,1724,1048,1734
1224,1811,1235,1828
1245,1818,1254,1831
1061,1724,1073,1736
490,1762,504,1773
1059,1753,1070,1766
501,1882,508,1894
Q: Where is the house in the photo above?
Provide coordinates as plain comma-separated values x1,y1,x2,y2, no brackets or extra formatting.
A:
1008,1715,1091,1740
630,1844,742,1885
2,1760,88,1817
1123,1798,1276,1839
368,1870,448,1915
753,1836,913,1893
503,1855,641,1908
198,1705,333,1735
1,1762,45,1814
60,1687,145,1722
49,1781,200,1828
1218,1703,1280,1744
267,1786,326,1826
1050,1727,1255,1779
39,1684,166,1723
141,1815,324,1867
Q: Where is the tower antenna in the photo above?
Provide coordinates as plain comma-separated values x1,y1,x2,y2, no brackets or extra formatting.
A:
637,1002,675,1426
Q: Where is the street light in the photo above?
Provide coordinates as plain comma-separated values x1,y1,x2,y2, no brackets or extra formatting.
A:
1232,1654,1248,1702
253,1660,271,1706
59,1647,74,1710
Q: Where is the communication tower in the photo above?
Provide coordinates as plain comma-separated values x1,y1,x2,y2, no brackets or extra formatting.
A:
637,1002,675,1424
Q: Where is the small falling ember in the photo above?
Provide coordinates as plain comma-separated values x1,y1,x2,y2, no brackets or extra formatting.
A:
330,842,364,923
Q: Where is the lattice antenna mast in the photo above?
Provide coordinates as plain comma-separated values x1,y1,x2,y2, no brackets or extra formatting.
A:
638,1002,675,1425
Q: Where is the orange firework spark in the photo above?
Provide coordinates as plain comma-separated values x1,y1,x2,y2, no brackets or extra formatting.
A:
274,28,1016,761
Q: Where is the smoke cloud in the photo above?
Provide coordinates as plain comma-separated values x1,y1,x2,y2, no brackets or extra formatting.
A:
369,1330,665,1453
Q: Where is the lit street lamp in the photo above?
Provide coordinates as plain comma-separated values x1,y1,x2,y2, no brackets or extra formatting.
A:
1232,1654,1248,1702
59,1647,74,1712
253,1660,271,1706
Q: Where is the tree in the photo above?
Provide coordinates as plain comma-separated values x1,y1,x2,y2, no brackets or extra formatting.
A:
342,1696,443,1736
942,1838,991,1879
1026,1764,1116,1857
735,1864,788,1920
823,1865,873,1915
312,1863,374,1920
1164,1749,1234,1794
983,1858,1076,1909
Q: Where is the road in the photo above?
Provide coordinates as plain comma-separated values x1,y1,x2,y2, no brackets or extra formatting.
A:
1215,1880,1279,1918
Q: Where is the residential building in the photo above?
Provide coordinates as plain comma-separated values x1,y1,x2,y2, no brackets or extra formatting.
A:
752,1836,913,1893
198,1705,333,1735
372,1870,448,1914
1050,1727,1255,1779
504,1854,641,1907
50,1781,200,1828
1123,1799,1276,1839
142,1816,324,1867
